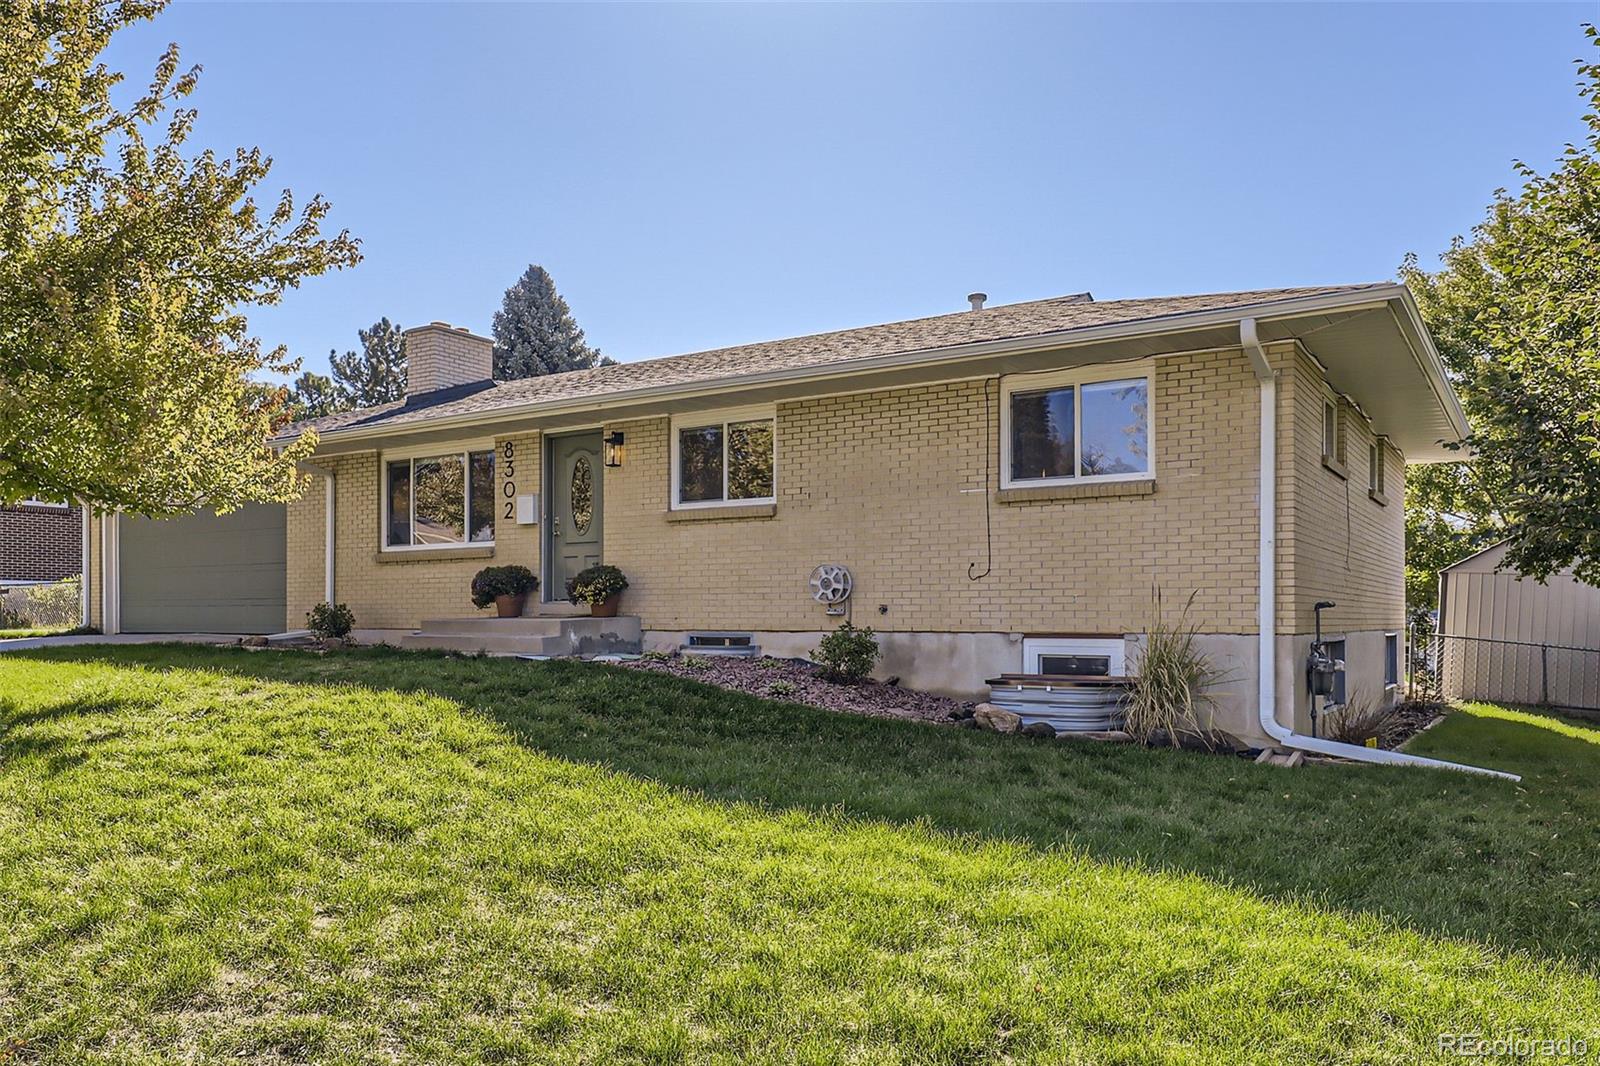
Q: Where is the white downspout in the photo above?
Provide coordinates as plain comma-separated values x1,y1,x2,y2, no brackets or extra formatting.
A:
300,463,336,603
101,512,120,635
1240,318,1517,781
79,502,90,628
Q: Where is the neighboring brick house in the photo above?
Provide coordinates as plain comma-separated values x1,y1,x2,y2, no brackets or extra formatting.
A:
1,500,82,586
84,285,1468,750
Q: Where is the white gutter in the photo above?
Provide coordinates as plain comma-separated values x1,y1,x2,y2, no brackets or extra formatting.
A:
298,286,1411,450
299,463,336,603
1240,318,1517,782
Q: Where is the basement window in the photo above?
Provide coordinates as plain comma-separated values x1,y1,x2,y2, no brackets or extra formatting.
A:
687,633,753,648
1022,637,1126,677
384,447,496,548
1000,364,1153,489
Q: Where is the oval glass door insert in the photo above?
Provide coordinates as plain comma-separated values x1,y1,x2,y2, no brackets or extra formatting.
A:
570,456,593,535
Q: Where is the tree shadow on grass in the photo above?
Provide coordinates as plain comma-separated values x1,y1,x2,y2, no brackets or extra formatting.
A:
0,695,135,775
12,644,1600,970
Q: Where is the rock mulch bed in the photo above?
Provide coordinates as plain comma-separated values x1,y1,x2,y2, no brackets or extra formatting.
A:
1383,698,1451,749
620,654,974,724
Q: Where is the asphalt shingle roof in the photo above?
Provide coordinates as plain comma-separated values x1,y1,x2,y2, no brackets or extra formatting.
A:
287,284,1387,440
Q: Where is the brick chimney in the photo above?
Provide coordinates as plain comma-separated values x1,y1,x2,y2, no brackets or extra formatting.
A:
403,321,493,397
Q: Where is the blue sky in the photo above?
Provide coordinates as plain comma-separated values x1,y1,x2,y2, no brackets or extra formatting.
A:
105,2,1592,377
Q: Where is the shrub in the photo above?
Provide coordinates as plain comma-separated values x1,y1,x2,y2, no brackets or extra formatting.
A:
1125,588,1222,746
767,680,797,698
20,577,81,627
813,622,880,684
471,565,538,609
566,565,628,606
1324,693,1397,746
306,602,355,640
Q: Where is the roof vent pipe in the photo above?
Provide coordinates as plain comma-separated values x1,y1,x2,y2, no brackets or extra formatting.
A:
967,292,987,311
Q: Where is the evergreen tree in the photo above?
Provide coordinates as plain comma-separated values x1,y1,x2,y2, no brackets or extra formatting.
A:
491,265,611,379
286,371,343,420
330,318,406,407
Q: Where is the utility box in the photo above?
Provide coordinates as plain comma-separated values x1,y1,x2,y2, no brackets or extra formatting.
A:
515,494,538,525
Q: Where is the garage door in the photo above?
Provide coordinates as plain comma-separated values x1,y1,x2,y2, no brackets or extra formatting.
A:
119,503,286,633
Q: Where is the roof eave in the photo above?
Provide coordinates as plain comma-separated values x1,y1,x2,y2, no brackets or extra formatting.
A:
294,284,1463,450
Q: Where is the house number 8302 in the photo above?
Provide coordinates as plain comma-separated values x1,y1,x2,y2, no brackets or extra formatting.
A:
501,440,516,518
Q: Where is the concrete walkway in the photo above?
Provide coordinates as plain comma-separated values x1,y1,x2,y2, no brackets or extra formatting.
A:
0,633,244,652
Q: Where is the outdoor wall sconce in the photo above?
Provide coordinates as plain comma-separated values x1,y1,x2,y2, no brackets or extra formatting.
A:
603,431,625,468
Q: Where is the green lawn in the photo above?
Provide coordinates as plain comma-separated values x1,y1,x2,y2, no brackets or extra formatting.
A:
1,646,1596,1063
0,625,75,639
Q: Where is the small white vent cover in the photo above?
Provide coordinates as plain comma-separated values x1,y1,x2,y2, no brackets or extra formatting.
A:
808,564,853,614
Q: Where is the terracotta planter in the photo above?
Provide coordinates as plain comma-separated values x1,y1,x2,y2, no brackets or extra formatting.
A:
494,593,527,618
590,594,621,618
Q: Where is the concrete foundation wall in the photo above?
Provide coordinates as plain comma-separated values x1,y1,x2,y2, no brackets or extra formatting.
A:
648,627,1279,743
1275,628,1401,735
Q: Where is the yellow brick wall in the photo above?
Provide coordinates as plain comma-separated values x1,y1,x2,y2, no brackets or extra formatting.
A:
1278,350,1406,635
91,343,1408,645
603,347,1267,635
286,432,542,630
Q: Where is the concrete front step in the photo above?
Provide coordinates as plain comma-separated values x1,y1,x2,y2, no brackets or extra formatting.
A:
417,617,570,636
401,615,642,657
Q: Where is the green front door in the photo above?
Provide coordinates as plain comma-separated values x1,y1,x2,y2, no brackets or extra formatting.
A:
547,432,602,600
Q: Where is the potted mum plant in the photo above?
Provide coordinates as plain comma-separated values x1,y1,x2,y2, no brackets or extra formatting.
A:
471,565,538,618
566,564,629,618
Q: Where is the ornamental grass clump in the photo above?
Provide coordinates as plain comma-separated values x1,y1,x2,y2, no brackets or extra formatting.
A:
1125,588,1221,747
1324,692,1398,747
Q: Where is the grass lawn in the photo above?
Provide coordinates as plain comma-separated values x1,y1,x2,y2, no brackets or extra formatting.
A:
1,646,1596,1063
0,625,76,639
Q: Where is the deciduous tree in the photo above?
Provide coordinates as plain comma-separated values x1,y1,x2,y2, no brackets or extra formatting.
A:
0,0,361,514
1402,25,1600,591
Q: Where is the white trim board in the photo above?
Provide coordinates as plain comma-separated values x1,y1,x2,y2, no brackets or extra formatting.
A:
668,405,778,511
998,360,1155,491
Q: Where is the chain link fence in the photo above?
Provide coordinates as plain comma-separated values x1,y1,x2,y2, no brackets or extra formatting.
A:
1409,626,1600,712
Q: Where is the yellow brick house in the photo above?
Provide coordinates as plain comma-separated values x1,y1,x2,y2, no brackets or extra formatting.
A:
83,284,1468,747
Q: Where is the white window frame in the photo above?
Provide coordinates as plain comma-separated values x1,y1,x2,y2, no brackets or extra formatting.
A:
999,361,1155,490
669,405,777,511
1022,637,1127,676
379,438,497,552
1322,397,1340,463
1384,632,1400,689
1369,439,1387,496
